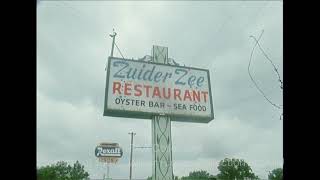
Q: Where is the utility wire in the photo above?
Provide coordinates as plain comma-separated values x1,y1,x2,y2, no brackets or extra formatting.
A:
105,32,126,70
249,35,283,90
114,42,125,59
134,146,152,149
248,30,282,110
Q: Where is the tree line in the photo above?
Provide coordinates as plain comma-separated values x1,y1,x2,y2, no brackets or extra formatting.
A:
148,158,282,180
37,158,282,180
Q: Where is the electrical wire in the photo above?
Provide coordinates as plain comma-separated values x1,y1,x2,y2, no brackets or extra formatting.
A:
249,35,283,90
114,42,125,59
134,146,152,149
248,30,282,110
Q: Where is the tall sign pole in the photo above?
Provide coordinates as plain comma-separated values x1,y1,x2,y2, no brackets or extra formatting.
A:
151,45,173,180
109,29,117,57
128,132,136,180
103,40,214,180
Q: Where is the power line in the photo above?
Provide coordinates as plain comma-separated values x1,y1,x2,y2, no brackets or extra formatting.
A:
248,30,282,110
114,42,125,59
134,146,152,149
249,35,283,90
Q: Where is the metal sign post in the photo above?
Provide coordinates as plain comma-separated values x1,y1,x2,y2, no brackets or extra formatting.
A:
151,45,173,180
109,30,117,57
107,162,110,179
103,35,214,180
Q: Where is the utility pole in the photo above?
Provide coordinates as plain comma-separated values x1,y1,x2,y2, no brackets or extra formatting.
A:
107,163,110,179
109,29,117,57
128,132,136,180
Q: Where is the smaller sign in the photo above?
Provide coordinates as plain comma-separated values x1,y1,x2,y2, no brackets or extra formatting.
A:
95,146,123,158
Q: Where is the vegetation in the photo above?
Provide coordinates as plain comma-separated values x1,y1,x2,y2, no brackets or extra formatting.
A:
181,170,216,180
37,160,89,180
38,157,278,180
216,158,259,180
147,175,179,180
268,168,283,180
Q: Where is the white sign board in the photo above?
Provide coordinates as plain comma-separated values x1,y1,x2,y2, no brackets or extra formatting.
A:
104,57,214,123
95,146,123,157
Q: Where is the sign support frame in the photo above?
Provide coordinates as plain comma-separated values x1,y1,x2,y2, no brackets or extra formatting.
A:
151,45,174,180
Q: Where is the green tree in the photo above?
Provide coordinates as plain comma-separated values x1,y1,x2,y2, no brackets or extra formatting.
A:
147,174,179,180
70,161,89,180
217,158,259,180
181,170,216,180
37,161,89,180
268,168,282,180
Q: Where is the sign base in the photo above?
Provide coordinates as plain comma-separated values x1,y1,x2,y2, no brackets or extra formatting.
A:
151,46,173,180
152,115,173,180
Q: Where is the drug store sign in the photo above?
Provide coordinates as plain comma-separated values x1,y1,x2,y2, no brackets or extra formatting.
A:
103,57,214,123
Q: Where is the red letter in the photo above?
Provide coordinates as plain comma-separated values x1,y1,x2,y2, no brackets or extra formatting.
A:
183,90,192,101
113,82,121,95
144,85,152,97
134,84,142,96
201,91,208,102
162,88,171,99
192,90,200,102
174,89,182,101
152,87,162,98
124,83,132,96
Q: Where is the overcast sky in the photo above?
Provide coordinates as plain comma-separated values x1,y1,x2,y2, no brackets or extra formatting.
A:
37,1,283,179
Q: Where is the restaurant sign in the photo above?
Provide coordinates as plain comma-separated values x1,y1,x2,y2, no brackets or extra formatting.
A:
103,57,214,123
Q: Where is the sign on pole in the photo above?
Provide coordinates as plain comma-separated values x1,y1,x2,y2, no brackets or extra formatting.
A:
95,143,122,164
95,146,123,157
103,57,214,123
